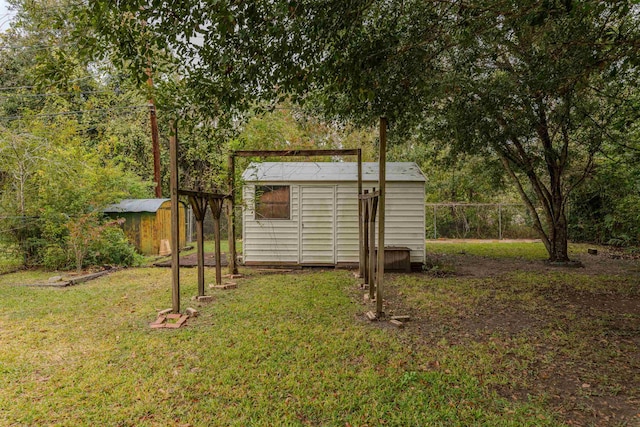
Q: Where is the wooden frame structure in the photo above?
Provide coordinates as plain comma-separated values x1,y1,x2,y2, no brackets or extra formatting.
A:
178,190,228,296
169,118,388,318
168,121,230,314
360,189,379,301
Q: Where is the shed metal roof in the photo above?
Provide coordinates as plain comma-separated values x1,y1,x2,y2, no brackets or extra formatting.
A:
242,162,426,183
103,199,170,213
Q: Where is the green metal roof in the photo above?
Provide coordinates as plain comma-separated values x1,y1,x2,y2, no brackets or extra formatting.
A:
103,199,170,213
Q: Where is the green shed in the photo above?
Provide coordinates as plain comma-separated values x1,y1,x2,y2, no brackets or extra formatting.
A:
104,199,186,255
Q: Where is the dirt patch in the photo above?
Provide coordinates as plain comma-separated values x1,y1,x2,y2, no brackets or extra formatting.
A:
374,253,640,427
426,251,640,278
153,252,228,268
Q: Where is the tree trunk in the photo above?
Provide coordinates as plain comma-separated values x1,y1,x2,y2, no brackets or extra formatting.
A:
546,203,570,262
499,152,571,262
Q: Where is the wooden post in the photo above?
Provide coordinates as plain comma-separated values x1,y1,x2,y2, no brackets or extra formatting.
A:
169,119,180,313
227,154,238,275
209,198,224,286
362,190,369,285
145,66,162,198
498,204,503,240
357,149,364,278
188,195,207,297
196,209,205,296
369,195,378,301
376,117,387,318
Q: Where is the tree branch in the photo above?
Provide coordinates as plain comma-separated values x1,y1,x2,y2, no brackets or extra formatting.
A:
498,151,551,252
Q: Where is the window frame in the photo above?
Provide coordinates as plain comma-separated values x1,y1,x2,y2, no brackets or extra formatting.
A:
254,184,291,220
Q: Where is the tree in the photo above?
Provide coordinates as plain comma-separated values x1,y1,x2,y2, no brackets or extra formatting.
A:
430,1,640,261
71,0,640,261
0,2,153,267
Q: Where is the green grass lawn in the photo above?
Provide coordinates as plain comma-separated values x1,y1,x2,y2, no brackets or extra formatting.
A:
0,265,560,426
425,240,591,260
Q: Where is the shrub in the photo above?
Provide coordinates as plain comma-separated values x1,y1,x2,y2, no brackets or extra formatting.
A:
42,245,70,270
89,226,142,267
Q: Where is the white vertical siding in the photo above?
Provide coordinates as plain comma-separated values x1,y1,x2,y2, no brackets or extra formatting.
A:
385,182,426,264
242,184,300,263
300,186,335,264
334,182,425,264
243,181,425,265
336,183,360,262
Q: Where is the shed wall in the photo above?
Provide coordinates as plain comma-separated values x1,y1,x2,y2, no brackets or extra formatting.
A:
242,185,300,263
156,202,186,255
107,201,186,255
335,182,425,264
242,182,425,265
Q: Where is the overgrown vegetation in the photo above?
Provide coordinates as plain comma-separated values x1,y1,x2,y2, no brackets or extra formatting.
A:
2,0,640,271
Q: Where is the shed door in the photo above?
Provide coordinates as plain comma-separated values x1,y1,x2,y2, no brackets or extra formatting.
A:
300,186,335,264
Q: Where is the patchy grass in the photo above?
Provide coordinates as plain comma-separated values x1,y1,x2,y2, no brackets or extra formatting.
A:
2,240,637,426
1,266,559,426
425,240,592,260
385,245,640,426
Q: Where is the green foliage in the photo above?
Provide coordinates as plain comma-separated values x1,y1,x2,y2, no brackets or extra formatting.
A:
428,1,640,260
89,226,142,267
0,3,153,269
42,245,69,270
569,153,640,246
71,0,640,259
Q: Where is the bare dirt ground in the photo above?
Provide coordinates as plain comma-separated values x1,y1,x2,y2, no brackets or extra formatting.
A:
153,252,228,267
378,250,640,427
438,250,640,279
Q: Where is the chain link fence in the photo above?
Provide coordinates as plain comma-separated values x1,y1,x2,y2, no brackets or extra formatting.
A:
426,203,539,240
186,205,243,243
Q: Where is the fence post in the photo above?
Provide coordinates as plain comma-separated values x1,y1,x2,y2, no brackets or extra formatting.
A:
433,205,437,239
498,204,502,240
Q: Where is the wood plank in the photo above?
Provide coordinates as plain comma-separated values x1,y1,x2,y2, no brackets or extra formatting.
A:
389,319,404,328
358,148,363,278
376,116,387,317
227,154,238,275
358,191,380,200
170,120,180,314
234,149,360,157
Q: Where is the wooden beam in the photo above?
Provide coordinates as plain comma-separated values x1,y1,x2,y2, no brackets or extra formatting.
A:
187,195,208,221
362,190,369,286
169,119,180,313
369,194,378,301
376,117,387,318
233,149,360,158
358,191,380,200
357,148,363,279
179,189,227,199
195,212,205,296
184,194,209,297
208,197,225,286
227,154,238,275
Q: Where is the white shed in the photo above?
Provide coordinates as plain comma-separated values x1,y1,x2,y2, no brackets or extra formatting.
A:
241,162,426,268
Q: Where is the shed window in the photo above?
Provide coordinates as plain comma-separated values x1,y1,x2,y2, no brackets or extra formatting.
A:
255,185,290,220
